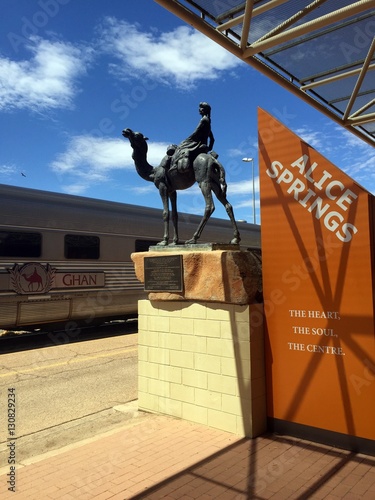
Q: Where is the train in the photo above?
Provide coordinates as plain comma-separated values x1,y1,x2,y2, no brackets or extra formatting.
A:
0,184,261,330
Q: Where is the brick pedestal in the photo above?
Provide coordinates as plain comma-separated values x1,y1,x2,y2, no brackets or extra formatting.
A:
132,248,266,437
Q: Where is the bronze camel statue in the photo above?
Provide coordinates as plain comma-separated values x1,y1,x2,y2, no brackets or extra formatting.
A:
122,128,240,246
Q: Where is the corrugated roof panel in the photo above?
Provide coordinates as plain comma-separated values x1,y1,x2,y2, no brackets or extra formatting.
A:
156,0,375,146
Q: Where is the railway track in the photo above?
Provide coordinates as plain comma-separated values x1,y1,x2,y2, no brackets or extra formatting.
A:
0,318,138,353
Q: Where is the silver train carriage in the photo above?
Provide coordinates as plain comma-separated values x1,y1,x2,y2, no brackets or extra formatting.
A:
0,184,261,330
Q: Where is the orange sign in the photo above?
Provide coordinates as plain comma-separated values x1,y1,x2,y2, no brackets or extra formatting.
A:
258,108,375,442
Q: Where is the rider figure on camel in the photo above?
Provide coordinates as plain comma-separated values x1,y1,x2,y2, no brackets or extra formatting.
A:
169,102,215,173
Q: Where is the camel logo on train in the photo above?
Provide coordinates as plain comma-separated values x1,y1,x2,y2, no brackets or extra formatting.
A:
9,262,56,295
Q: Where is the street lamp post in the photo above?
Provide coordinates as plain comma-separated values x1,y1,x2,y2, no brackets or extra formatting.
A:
242,157,256,224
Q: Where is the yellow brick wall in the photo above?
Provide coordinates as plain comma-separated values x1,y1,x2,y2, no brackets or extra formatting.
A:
138,300,266,437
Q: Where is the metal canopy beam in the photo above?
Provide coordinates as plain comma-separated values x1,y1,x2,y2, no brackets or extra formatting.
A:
243,1,374,58
154,0,375,147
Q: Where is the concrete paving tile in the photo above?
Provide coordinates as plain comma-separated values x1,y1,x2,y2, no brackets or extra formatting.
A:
352,463,373,477
254,487,278,499
322,495,346,500
204,484,234,497
271,487,297,499
110,471,137,486
342,493,364,500
47,485,78,499
90,493,115,500
0,413,374,500
307,485,335,499
349,480,374,495
39,484,60,495
189,481,221,498
112,493,139,500
341,473,363,487
49,495,76,500
362,491,375,500
146,493,176,500
109,479,139,495
329,482,355,497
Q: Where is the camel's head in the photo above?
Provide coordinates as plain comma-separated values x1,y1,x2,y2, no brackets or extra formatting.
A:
122,128,149,149
122,128,154,178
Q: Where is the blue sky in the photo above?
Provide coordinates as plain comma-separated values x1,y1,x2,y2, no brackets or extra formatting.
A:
1,0,374,223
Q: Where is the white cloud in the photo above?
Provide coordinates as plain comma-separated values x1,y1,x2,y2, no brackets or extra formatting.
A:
51,136,130,175
292,123,374,191
98,18,242,89
229,178,260,195
60,183,90,196
51,134,170,194
0,18,242,115
0,37,91,112
294,127,324,150
132,185,155,195
0,164,17,176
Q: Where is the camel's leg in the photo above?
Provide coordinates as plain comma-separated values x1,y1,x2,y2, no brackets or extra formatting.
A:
157,184,170,246
212,182,241,244
185,181,215,244
169,191,179,245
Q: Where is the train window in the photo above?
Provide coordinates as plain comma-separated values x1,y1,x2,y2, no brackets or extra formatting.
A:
64,235,100,259
135,239,160,252
0,231,42,257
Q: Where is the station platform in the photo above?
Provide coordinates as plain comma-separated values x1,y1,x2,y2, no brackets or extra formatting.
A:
1,406,374,499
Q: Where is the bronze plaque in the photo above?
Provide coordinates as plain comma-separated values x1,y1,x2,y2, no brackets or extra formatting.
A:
144,255,183,292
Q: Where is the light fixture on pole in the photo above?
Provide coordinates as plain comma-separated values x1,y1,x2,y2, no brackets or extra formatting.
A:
242,157,256,224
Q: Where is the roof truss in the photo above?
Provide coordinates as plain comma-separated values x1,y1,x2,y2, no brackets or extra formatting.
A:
155,0,375,147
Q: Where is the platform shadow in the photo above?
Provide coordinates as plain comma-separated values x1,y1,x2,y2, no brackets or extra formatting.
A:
129,432,375,499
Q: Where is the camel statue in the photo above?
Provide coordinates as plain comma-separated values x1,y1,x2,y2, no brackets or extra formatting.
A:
122,128,241,246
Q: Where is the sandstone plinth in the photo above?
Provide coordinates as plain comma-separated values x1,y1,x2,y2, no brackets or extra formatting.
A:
131,249,262,304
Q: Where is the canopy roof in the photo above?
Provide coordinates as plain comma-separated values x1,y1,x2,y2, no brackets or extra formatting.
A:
155,0,375,147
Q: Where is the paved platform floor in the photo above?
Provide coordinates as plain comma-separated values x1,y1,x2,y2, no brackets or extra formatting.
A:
1,411,374,499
